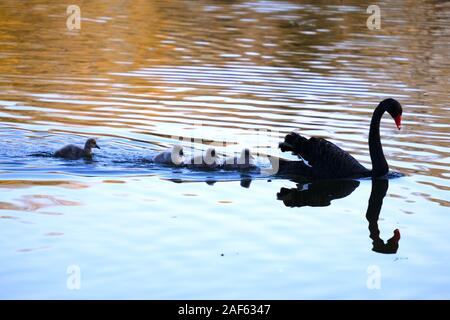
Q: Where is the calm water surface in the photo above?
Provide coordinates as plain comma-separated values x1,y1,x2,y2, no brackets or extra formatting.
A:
0,0,449,299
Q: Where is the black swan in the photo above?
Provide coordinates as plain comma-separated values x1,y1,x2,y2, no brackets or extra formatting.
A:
277,98,402,179
54,138,100,160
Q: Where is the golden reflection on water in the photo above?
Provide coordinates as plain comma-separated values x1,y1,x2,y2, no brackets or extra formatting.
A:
0,180,89,189
0,194,80,212
0,0,449,191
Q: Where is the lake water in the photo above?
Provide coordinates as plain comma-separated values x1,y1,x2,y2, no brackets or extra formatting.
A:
0,0,449,299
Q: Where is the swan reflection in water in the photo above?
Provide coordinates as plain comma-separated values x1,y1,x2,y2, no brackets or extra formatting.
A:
277,179,360,207
366,179,401,254
167,173,253,188
277,178,401,254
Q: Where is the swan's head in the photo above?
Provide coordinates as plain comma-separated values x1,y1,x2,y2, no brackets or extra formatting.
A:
171,145,184,164
85,138,100,150
381,98,403,130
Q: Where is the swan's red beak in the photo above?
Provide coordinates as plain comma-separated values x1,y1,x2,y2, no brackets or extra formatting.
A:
394,115,402,130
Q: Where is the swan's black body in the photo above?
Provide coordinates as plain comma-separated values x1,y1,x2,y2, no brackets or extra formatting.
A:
278,98,402,179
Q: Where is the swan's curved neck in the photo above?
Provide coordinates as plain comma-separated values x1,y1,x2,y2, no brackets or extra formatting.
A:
369,105,388,177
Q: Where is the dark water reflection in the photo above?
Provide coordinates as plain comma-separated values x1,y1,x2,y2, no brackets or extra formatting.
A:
277,179,360,207
366,179,400,255
277,178,400,254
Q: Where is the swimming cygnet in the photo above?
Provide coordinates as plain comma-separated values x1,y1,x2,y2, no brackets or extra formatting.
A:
54,138,100,160
153,145,184,166
187,148,220,169
222,148,256,170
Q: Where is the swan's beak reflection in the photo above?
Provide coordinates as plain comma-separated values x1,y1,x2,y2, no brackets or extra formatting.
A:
395,115,402,130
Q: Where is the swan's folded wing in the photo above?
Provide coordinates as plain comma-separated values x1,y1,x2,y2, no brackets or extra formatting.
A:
279,133,368,178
